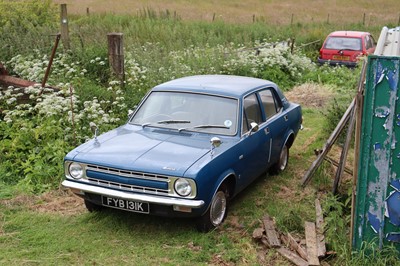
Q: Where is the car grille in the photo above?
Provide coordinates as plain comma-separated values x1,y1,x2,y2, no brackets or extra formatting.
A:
85,164,171,196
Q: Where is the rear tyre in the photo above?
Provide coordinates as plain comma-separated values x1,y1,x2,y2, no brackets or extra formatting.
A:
270,144,289,175
196,184,229,232
84,199,103,212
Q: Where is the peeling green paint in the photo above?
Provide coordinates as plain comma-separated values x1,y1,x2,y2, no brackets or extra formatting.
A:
353,55,400,252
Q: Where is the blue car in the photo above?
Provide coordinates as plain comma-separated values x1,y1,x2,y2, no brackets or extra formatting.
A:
62,75,302,232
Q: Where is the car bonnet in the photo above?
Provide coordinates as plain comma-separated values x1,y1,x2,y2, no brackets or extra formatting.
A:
65,124,212,176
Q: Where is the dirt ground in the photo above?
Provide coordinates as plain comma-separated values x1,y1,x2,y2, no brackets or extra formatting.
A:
1,189,85,216
285,83,336,109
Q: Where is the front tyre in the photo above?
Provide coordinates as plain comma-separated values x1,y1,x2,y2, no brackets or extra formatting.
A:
196,184,229,232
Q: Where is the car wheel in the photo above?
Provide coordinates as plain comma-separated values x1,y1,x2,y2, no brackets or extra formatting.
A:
84,199,103,212
196,184,229,232
270,144,289,175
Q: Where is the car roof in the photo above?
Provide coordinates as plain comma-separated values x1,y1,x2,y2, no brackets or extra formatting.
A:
328,31,370,38
152,75,278,98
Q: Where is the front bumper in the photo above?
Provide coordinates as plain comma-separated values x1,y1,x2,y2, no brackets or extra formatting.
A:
62,180,205,208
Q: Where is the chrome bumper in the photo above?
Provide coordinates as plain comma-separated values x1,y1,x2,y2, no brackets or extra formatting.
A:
62,180,205,208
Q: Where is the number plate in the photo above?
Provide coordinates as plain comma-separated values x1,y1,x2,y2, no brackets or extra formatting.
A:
102,196,149,214
332,55,350,61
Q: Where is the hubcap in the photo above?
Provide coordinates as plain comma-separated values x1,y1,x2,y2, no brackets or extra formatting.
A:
279,146,288,171
210,191,227,226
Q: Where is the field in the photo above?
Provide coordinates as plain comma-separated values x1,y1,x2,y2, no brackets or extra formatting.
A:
1,0,400,265
54,0,400,27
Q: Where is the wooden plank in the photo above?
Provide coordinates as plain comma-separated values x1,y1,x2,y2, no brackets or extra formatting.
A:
301,98,355,186
282,232,308,261
0,75,36,88
315,199,326,257
276,247,308,266
332,105,356,194
262,215,281,247
350,60,367,247
324,156,353,175
305,221,320,265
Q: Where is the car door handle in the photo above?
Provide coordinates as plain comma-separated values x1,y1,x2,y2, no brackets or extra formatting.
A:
284,115,288,121
264,127,270,135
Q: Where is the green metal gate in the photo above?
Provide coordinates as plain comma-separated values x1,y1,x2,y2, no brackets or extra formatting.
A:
353,55,400,251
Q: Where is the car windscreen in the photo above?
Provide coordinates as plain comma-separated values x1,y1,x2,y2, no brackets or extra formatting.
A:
130,91,238,136
324,36,362,51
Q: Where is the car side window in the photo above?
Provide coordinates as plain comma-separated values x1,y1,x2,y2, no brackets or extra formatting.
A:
258,89,280,120
365,36,371,49
242,93,262,134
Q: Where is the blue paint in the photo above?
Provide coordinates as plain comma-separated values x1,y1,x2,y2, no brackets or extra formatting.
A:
391,180,400,191
386,191,400,226
368,212,381,233
387,70,398,91
374,143,382,150
386,233,400,243
375,107,390,118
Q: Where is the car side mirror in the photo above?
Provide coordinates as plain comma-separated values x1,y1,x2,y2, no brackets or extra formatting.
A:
210,137,221,157
248,122,259,136
89,122,99,140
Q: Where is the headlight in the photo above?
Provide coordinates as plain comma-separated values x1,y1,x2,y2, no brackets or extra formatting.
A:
69,162,84,180
174,178,192,197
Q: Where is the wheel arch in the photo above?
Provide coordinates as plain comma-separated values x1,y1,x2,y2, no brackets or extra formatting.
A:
201,170,237,215
284,130,295,148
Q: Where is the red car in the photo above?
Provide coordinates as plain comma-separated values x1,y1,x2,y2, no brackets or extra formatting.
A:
318,31,376,67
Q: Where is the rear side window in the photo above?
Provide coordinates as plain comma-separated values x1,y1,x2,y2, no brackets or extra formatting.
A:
365,35,375,50
325,37,362,51
259,89,281,119
242,93,262,133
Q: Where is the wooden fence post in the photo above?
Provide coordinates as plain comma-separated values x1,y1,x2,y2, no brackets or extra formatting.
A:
107,33,125,86
60,4,70,50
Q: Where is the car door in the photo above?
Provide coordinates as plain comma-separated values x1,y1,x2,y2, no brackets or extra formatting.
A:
364,34,376,54
236,91,271,188
258,88,287,166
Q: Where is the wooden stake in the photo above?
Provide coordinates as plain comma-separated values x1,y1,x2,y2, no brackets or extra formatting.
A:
60,4,70,50
332,104,356,194
302,98,355,186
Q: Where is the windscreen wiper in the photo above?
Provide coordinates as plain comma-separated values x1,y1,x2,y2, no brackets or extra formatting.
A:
140,120,190,128
157,120,191,124
179,124,229,132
